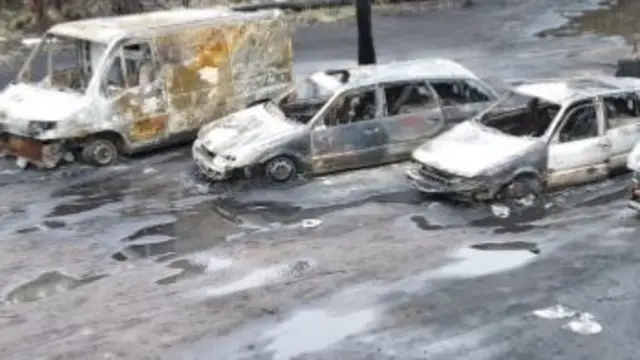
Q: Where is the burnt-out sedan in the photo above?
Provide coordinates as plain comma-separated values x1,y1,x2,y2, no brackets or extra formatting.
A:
192,58,498,182
407,75,640,207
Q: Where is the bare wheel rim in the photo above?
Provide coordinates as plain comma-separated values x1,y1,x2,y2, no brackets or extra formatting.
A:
92,142,115,165
268,158,294,181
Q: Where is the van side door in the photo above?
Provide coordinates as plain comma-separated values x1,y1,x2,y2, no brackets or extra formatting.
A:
100,39,169,150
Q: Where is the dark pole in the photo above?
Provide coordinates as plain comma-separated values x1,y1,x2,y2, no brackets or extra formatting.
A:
356,0,376,65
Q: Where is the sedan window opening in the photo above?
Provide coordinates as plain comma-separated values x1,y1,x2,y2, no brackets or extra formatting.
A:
429,79,492,106
476,91,560,138
323,89,377,127
276,75,339,125
383,81,437,116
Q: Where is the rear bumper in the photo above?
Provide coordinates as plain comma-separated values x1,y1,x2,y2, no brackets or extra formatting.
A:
0,133,65,169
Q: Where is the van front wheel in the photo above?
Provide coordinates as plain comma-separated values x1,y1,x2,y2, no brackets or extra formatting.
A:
82,138,119,166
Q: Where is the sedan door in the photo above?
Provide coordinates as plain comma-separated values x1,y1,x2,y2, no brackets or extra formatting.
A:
310,86,388,174
378,80,446,162
602,93,640,170
546,99,611,189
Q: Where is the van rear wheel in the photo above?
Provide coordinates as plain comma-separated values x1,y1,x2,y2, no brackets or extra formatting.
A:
82,138,119,166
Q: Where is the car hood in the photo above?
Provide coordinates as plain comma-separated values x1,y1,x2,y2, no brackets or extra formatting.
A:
0,83,85,122
412,121,537,177
200,103,301,156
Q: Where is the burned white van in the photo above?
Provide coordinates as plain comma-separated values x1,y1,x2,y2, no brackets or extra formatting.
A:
0,7,293,169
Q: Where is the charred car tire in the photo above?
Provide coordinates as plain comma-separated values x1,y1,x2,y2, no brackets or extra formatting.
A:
264,156,297,183
82,138,119,167
499,175,544,209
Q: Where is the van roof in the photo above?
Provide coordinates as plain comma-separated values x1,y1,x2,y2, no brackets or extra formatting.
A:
48,7,284,44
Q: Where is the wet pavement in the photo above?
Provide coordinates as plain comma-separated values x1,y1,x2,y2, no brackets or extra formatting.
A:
2,0,640,359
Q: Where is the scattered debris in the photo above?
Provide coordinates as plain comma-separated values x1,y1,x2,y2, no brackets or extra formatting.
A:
564,312,603,335
491,204,511,218
532,304,577,319
301,218,322,228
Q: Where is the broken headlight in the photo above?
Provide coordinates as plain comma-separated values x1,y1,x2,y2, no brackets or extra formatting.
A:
27,120,56,136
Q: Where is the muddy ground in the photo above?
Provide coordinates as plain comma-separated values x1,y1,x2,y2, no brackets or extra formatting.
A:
1,0,640,359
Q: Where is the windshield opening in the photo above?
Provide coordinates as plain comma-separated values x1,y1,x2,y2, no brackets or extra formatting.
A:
17,33,105,94
475,90,561,137
275,73,339,124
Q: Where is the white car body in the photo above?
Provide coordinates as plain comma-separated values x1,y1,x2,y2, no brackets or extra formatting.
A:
408,75,640,201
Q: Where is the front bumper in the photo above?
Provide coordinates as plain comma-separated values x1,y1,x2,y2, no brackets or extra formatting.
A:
0,133,65,169
191,140,233,181
405,164,493,201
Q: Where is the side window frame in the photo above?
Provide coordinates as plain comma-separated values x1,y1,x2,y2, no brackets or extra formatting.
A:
99,38,160,99
312,85,381,129
381,80,439,117
602,91,640,130
428,78,493,107
551,98,603,144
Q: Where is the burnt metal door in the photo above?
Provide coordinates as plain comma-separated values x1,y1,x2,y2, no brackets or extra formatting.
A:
547,100,610,188
380,80,446,162
311,119,387,174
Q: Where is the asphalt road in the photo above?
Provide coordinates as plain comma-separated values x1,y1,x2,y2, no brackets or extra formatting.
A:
1,1,640,359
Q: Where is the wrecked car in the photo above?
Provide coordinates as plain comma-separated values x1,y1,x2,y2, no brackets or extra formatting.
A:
0,7,293,169
407,75,640,207
626,141,640,211
192,58,499,182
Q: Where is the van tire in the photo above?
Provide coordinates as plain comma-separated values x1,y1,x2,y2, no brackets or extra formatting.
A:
82,138,119,166
264,156,297,183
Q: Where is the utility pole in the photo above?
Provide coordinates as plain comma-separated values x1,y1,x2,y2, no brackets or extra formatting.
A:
356,0,376,65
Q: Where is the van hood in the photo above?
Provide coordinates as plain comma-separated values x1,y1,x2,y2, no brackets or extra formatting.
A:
0,83,85,122
200,102,301,160
412,121,536,177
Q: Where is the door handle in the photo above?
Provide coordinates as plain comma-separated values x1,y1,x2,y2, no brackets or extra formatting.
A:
364,127,380,135
597,141,611,149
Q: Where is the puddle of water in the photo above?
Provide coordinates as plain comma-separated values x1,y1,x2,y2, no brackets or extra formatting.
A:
471,241,540,254
111,236,177,262
409,215,445,230
203,260,312,298
121,222,175,242
432,247,538,279
4,270,107,304
538,0,638,41
155,256,233,285
155,259,208,285
264,308,377,360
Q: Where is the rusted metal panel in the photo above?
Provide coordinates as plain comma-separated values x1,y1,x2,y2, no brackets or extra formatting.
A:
5,136,43,161
130,114,169,141
154,15,292,134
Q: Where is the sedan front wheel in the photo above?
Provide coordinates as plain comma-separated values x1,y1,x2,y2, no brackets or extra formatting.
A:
264,156,297,183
